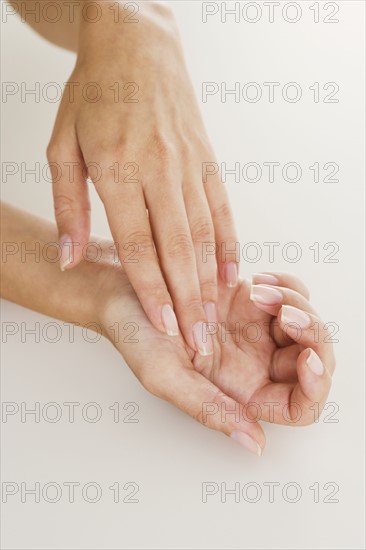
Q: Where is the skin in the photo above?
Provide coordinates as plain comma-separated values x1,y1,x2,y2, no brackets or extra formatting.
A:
1,203,335,455
9,0,239,352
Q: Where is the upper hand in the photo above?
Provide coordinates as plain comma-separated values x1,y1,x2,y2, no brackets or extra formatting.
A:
47,1,238,353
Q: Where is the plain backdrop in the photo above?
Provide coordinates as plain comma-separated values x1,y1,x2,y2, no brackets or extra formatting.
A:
1,1,365,549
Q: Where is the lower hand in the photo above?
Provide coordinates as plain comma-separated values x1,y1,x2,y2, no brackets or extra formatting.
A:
96,264,335,456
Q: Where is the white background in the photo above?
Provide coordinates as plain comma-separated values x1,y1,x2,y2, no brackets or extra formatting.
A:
1,1,365,549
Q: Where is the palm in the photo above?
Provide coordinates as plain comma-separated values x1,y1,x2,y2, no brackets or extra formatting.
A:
197,279,279,407
105,276,300,425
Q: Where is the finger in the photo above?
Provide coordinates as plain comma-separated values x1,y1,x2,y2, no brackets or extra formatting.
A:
183,182,218,322
143,364,265,455
249,284,316,317
47,135,90,270
97,181,179,337
271,344,302,382
147,185,212,355
291,347,333,422
204,175,239,288
249,284,317,347
278,305,336,375
252,272,310,299
252,345,332,426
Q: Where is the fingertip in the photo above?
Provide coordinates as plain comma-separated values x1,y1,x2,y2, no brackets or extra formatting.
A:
230,430,263,456
252,273,279,286
161,304,179,336
223,262,238,288
295,348,332,404
305,349,324,376
59,234,74,271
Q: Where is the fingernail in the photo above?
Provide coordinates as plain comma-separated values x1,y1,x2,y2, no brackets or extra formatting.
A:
161,304,179,336
281,305,311,329
306,349,324,376
250,284,282,305
193,321,213,356
230,430,262,456
204,302,217,324
224,262,238,288
59,235,73,271
252,273,279,286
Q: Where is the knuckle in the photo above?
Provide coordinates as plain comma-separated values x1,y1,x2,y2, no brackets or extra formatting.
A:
191,218,213,243
212,201,233,227
122,230,155,260
149,132,173,160
199,279,217,300
53,194,75,218
191,405,205,425
166,231,193,260
316,322,332,347
193,387,228,426
139,282,169,303
150,282,170,302
180,295,203,314
288,293,304,310
46,141,63,163
95,138,124,158
270,353,281,382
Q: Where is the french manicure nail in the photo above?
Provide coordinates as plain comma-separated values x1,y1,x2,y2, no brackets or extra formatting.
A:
250,284,282,305
59,235,73,271
252,273,279,286
193,321,213,356
161,304,179,336
224,262,238,288
306,349,324,376
230,430,262,456
204,302,217,324
281,305,311,329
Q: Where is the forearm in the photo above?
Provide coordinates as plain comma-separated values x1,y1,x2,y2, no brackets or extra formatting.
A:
7,0,82,51
0,202,104,327
8,1,175,53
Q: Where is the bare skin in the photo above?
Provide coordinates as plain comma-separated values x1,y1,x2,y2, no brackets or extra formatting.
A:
1,203,335,455
9,0,238,353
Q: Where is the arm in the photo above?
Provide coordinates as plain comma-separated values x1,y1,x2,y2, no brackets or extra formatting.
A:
7,0,81,51
1,202,103,325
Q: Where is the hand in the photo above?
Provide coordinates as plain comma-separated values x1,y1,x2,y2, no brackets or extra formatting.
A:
0,203,335,456
96,266,336,456
47,1,238,354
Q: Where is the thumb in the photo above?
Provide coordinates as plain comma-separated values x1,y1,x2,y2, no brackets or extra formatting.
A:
144,365,266,456
47,136,90,271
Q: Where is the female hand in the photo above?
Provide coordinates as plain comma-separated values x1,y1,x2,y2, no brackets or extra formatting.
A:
97,266,336,455
1,204,335,456
47,1,238,353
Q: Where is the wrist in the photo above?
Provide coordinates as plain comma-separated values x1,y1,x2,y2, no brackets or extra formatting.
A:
76,1,178,63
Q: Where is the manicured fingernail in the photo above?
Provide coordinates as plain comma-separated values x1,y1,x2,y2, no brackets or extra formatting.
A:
230,430,262,456
193,321,213,356
250,284,282,305
59,235,73,271
204,302,217,324
306,349,324,376
161,304,179,336
224,262,238,288
281,305,311,329
252,273,279,286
